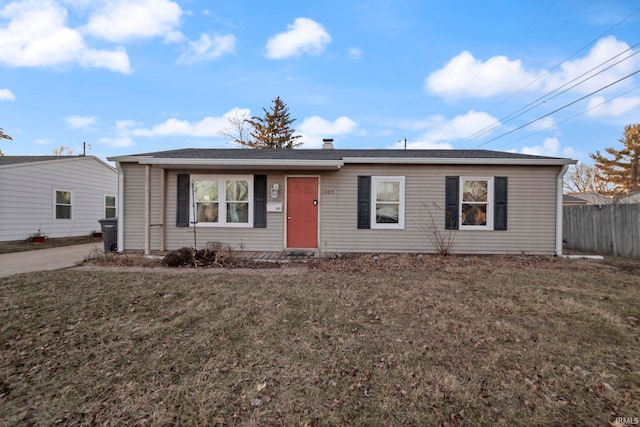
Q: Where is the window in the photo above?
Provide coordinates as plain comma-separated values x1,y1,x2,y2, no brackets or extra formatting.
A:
371,176,405,229
105,195,117,218
55,190,72,219
192,175,253,227
460,177,493,230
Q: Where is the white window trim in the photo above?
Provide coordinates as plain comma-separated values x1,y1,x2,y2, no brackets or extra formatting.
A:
191,174,253,228
54,188,73,220
459,176,493,230
371,176,405,230
104,194,117,219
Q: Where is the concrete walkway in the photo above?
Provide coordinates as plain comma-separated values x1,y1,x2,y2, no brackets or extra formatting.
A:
0,242,101,278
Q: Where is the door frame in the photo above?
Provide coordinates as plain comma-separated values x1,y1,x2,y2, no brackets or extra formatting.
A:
284,175,321,250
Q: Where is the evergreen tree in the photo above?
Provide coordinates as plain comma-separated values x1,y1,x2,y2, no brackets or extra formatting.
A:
244,97,302,149
590,123,640,195
0,128,11,156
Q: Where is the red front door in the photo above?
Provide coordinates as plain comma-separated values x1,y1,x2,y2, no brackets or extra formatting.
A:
287,177,318,248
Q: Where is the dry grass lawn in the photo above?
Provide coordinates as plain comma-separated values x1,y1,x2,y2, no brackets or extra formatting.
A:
1,254,639,426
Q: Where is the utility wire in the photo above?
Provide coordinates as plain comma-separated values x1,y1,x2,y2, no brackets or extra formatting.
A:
462,44,640,143
474,68,640,148
496,84,640,149
454,6,640,146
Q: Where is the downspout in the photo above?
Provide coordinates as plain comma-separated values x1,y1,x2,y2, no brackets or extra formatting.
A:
555,164,569,256
116,161,125,253
144,164,151,255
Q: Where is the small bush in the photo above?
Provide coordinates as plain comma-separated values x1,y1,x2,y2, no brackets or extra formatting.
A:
162,247,219,268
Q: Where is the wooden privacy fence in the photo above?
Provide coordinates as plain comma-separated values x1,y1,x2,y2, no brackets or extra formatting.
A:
563,204,640,258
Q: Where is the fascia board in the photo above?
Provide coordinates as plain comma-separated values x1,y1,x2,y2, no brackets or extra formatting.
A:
341,157,578,166
134,158,345,168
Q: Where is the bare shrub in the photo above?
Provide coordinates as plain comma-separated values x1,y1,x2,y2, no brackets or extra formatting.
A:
423,202,456,255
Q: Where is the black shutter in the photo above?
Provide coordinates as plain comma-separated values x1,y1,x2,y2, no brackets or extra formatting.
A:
357,176,371,229
176,174,190,227
254,175,267,228
445,176,459,230
494,176,508,231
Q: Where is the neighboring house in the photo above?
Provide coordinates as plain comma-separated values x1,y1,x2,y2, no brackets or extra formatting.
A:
563,194,588,206
616,190,640,204
0,156,118,242
567,192,612,205
108,146,576,256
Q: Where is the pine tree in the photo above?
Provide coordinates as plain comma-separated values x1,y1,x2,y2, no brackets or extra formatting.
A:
590,123,640,195
0,128,11,156
244,97,302,149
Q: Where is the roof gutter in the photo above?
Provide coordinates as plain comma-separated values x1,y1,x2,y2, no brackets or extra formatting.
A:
115,161,124,253
342,157,576,166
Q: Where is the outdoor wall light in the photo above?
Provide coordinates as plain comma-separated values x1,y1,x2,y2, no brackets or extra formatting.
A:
271,183,279,198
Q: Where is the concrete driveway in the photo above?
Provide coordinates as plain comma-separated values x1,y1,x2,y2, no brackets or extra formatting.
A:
0,242,101,278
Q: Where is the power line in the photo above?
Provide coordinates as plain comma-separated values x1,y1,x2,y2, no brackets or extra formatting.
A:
495,84,640,149
474,68,640,148
461,44,640,143
455,6,640,145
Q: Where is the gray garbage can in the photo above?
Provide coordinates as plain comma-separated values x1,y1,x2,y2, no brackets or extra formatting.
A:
98,218,118,252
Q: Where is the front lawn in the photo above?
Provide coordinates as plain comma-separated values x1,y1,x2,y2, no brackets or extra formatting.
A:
1,255,639,426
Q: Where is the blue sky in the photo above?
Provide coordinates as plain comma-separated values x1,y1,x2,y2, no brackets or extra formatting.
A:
1,0,639,163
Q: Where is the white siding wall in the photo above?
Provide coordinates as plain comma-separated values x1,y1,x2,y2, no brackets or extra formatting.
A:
0,158,118,241
120,163,561,254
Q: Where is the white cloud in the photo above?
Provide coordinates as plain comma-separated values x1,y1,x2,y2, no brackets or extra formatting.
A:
298,116,358,148
65,115,96,130
0,88,16,101
177,33,236,64
99,120,139,147
544,36,639,95
399,111,502,149
425,36,639,100
132,108,250,137
79,46,131,73
0,0,131,73
520,137,576,157
83,0,182,42
587,95,640,117
425,51,542,98
348,47,363,60
528,116,557,131
265,17,331,59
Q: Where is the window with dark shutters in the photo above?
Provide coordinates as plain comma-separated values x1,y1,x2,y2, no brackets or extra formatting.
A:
176,174,190,227
253,175,267,228
494,177,508,231
357,176,371,229
445,176,459,230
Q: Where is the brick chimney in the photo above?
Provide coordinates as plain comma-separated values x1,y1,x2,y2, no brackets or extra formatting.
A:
322,138,334,149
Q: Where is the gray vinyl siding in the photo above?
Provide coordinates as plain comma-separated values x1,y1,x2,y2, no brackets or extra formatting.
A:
319,164,560,254
0,158,117,241
122,166,286,251
120,163,560,254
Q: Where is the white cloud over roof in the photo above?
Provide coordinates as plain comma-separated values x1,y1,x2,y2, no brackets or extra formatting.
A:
393,111,501,149
298,116,358,148
265,18,331,59
425,51,542,98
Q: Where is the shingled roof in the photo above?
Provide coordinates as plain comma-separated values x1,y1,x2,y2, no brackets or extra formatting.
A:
109,148,575,168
